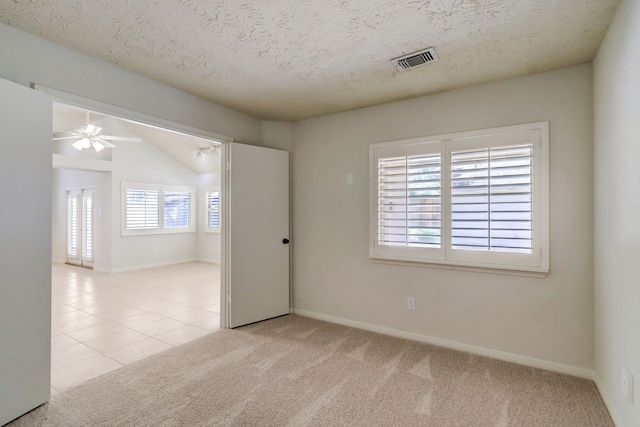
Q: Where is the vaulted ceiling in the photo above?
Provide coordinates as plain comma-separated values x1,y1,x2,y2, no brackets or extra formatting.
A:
0,0,621,121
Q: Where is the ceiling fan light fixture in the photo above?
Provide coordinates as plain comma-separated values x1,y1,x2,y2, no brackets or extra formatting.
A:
92,140,105,152
72,137,91,150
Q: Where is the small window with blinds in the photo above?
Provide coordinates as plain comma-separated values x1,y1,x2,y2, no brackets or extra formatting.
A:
205,191,221,232
122,183,195,235
163,191,191,228
370,122,549,274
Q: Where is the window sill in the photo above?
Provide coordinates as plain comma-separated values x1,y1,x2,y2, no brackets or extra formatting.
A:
369,256,549,278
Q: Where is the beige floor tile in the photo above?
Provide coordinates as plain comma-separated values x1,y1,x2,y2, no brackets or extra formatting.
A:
125,298,176,312
67,322,128,342
84,329,148,353
191,317,221,332
94,307,148,322
51,342,100,370
115,311,165,328
145,303,193,317
104,338,173,365
170,308,217,324
51,334,80,351
56,315,108,333
51,354,122,391
50,262,220,388
155,325,211,346
130,318,186,336
52,309,93,326
51,304,78,315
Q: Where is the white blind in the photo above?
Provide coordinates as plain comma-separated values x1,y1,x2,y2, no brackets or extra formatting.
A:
163,191,191,228
450,144,533,253
82,193,93,261
206,191,220,228
67,196,77,257
126,188,159,230
377,153,442,248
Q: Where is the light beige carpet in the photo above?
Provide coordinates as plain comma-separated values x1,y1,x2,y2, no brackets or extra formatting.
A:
9,315,612,426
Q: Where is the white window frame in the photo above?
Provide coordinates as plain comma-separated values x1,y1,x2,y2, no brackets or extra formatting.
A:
122,182,195,236
369,122,549,275
204,187,221,233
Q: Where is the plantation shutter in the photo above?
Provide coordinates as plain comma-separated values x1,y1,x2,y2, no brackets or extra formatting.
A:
82,191,93,261
163,191,191,228
377,153,442,248
67,195,78,257
450,145,533,254
206,191,220,229
126,188,159,230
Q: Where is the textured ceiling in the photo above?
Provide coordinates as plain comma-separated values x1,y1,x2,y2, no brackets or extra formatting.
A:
1,0,621,121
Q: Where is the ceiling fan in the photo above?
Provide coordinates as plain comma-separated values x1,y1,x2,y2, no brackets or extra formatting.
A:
53,111,141,152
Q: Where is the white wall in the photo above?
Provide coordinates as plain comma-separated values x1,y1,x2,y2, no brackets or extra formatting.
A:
0,23,263,146
292,64,594,371
593,0,640,424
108,119,200,272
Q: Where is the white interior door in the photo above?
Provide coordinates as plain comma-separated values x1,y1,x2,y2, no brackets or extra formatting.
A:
226,143,290,328
67,188,94,267
0,78,52,424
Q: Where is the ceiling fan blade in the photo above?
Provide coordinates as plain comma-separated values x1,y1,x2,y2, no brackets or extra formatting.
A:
53,130,78,135
53,136,81,141
99,135,142,142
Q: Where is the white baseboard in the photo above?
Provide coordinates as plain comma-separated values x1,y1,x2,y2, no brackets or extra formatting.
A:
293,309,593,380
195,258,221,264
593,372,624,427
103,258,200,274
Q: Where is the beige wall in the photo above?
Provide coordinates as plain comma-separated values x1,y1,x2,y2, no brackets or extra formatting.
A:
292,64,594,370
594,0,640,424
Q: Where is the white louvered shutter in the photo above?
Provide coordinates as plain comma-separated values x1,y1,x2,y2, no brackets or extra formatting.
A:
126,188,159,230
67,194,78,258
206,191,220,229
82,190,93,262
377,153,442,248
450,145,533,254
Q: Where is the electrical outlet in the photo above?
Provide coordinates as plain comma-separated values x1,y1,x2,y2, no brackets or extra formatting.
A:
407,297,416,311
622,368,634,401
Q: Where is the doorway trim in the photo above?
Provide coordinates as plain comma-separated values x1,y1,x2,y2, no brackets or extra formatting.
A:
36,83,231,329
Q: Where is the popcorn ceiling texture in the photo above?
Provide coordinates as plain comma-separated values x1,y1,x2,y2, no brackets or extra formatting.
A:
0,0,620,121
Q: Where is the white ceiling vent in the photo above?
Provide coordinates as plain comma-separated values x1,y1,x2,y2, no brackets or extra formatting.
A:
392,47,439,72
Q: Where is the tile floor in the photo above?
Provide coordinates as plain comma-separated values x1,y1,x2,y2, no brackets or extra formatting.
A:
51,262,220,394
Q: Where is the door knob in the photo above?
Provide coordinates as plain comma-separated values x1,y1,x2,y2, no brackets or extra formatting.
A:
282,238,290,244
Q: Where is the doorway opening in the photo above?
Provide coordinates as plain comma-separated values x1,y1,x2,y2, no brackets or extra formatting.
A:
50,101,223,393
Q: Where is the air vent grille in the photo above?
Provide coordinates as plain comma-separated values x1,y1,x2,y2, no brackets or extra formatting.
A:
392,47,439,72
